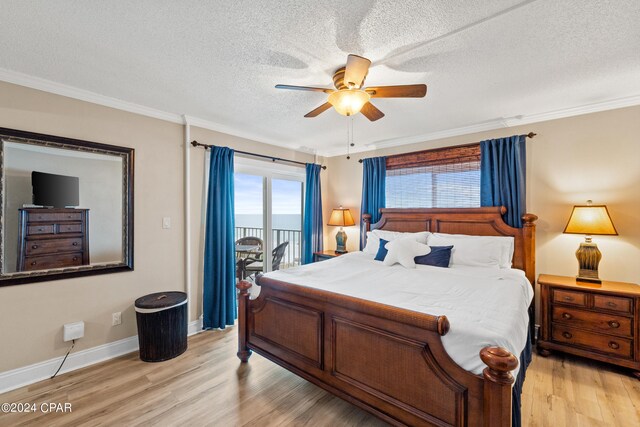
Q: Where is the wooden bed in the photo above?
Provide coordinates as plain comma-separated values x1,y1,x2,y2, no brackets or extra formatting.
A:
236,207,537,427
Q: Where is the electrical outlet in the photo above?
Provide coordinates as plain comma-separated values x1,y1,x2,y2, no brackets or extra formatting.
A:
63,321,84,342
112,312,122,326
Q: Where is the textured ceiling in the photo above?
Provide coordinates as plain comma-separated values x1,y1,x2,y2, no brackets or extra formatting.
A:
1,0,639,156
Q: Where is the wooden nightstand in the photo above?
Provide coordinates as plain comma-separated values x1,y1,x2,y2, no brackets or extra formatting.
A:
313,250,345,262
537,274,640,379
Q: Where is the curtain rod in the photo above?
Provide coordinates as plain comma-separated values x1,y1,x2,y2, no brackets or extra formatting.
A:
190,140,326,170
357,132,537,163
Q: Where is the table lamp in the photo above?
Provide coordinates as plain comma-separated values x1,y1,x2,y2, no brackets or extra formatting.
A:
563,201,617,283
328,206,355,254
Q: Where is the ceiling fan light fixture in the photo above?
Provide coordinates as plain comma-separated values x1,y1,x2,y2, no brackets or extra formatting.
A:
328,89,370,116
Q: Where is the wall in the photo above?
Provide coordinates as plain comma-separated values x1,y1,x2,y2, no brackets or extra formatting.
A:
322,105,640,291
0,81,318,373
3,144,123,271
0,81,185,371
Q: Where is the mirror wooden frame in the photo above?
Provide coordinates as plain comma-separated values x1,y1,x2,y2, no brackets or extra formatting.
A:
0,127,134,286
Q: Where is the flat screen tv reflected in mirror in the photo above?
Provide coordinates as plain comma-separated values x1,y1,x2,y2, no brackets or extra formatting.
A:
31,171,79,208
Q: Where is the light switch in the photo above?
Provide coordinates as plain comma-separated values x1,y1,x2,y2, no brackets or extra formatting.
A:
162,217,171,229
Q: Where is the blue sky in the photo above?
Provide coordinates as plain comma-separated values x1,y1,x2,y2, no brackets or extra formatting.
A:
234,173,302,215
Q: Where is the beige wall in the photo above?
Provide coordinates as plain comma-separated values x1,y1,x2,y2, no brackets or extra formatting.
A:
0,81,316,373
322,106,640,291
0,81,184,371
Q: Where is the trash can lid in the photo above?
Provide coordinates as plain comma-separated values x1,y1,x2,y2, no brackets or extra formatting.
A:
135,291,187,310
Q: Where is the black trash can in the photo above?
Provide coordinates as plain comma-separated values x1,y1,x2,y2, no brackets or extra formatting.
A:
134,291,188,362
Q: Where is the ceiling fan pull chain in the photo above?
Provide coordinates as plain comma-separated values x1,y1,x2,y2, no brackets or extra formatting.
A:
346,118,351,159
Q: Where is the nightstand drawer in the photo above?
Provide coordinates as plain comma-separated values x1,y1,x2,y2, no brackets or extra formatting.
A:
553,289,587,307
593,294,632,314
551,325,632,359
552,306,632,337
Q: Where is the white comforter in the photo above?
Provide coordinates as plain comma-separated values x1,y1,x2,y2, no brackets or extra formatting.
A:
257,251,533,377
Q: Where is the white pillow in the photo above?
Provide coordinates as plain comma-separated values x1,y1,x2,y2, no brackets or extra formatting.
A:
363,230,430,255
428,233,514,269
362,231,377,255
383,238,431,269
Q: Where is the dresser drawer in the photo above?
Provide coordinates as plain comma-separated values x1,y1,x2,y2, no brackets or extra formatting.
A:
593,294,632,314
25,238,83,256
552,289,587,307
58,223,83,233
552,306,632,337
29,212,83,222
23,252,84,271
551,325,632,359
27,224,55,235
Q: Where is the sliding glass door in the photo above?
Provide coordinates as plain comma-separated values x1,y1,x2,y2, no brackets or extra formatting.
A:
234,158,304,276
272,178,303,270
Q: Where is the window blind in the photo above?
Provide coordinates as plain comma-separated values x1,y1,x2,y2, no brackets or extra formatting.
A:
385,144,481,208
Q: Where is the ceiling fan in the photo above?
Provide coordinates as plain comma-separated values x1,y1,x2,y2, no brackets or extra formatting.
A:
275,54,427,122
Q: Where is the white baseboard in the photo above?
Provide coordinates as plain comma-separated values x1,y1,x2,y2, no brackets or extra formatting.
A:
0,319,204,395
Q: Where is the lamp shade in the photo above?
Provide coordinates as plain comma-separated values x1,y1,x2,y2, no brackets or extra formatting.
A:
328,207,356,227
563,205,618,235
328,89,370,116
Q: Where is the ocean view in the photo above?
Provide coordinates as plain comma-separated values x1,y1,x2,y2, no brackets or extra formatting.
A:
235,214,302,231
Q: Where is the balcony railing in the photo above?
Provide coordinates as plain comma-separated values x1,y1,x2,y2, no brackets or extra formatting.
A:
235,227,301,270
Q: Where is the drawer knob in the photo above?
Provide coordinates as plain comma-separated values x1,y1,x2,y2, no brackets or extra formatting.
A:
608,321,620,328
72,257,78,261
562,332,572,339
32,245,38,249
72,242,78,246
608,341,620,350
564,296,574,301
38,228,44,232
607,302,617,308
562,312,572,320
31,261,37,266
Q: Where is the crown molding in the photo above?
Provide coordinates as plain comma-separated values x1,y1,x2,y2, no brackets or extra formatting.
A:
0,68,317,156
0,67,183,124
2,67,637,159
316,94,640,157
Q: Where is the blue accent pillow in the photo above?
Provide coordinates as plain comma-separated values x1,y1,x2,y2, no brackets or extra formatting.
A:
414,245,454,268
374,239,389,261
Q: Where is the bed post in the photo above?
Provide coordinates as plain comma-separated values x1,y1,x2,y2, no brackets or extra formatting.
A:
236,280,252,362
480,346,518,427
522,213,538,342
363,213,372,232
521,213,537,286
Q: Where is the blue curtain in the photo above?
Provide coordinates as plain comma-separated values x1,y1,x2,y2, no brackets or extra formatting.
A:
302,163,323,264
360,156,386,249
203,146,236,329
480,135,526,228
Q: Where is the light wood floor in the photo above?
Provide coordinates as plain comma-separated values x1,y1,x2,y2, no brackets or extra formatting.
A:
1,329,638,426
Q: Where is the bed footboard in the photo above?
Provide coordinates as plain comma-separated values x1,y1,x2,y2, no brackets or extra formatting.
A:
236,278,518,427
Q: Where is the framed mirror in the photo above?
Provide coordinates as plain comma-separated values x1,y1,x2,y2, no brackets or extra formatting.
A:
0,127,134,286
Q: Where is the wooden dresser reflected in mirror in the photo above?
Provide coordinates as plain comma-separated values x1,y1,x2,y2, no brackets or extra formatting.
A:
17,208,90,271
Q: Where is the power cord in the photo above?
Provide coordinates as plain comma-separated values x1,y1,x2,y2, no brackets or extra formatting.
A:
51,339,75,379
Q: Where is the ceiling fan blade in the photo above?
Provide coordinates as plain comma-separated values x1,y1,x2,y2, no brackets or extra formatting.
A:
344,54,371,89
304,102,332,118
365,84,427,98
360,102,385,121
275,84,334,93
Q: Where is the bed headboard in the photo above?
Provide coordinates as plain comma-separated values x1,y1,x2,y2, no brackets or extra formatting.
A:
363,207,537,285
